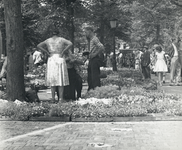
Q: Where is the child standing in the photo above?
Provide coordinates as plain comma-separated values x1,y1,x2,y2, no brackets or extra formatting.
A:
153,45,168,86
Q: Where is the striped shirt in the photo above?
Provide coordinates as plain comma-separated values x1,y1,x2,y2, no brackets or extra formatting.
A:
90,36,104,56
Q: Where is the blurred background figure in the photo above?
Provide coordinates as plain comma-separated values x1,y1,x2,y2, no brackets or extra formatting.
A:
0,55,7,90
141,46,151,79
153,45,168,86
33,48,43,67
28,52,34,70
168,33,182,84
134,49,142,70
118,52,123,68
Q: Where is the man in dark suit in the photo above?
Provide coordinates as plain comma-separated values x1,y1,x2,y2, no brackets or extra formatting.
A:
141,46,151,79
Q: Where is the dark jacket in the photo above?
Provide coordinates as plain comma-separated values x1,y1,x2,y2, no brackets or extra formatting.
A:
141,51,150,67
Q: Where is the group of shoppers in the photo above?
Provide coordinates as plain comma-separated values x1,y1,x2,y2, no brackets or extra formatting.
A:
37,26,104,103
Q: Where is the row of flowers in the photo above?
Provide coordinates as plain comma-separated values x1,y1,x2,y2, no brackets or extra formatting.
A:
0,85,182,121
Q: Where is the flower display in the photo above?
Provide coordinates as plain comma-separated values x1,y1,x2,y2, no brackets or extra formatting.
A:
25,64,47,89
0,68,182,121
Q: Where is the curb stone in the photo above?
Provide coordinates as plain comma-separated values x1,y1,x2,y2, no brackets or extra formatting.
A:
0,116,12,121
29,115,71,121
71,117,114,122
71,114,182,122
2,113,182,122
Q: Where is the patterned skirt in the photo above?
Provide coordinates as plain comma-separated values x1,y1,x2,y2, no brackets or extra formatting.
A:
46,54,69,86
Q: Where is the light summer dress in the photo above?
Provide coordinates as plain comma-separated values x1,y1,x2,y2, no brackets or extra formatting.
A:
45,37,69,86
153,51,168,72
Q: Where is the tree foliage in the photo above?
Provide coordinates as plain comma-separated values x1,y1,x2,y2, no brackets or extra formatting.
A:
130,0,182,50
1,0,182,52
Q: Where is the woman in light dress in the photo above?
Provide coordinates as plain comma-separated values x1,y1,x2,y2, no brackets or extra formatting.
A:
153,45,168,86
37,29,72,102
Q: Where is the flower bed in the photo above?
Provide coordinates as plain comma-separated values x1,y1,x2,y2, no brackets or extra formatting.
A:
0,85,182,121
101,68,157,90
0,68,181,121
0,100,50,121
25,64,47,90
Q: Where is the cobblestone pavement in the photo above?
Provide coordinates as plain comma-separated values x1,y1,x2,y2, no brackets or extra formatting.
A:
0,121,182,150
0,121,63,141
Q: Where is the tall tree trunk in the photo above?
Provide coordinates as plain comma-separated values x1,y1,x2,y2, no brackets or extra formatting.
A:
0,30,2,59
70,6,74,53
99,19,104,44
112,29,117,71
156,24,160,44
66,0,76,53
4,0,25,101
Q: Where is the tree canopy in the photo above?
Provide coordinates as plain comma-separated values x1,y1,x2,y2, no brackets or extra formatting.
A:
1,0,182,52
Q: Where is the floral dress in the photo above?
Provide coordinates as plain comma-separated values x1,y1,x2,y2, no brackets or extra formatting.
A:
45,37,69,86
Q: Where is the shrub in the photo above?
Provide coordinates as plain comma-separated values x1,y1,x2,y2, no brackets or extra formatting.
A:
48,102,75,117
83,85,121,99
101,68,157,90
0,102,32,120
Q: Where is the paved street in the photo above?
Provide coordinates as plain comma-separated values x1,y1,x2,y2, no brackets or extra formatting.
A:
0,121,182,150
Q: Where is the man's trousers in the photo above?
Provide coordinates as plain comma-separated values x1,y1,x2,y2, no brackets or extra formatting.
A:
87,57,101,91
141,66,151,79
170,56,178,82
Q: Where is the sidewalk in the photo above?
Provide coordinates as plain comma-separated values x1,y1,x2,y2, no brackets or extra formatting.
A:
38,83,88,101
1,121,182,150
151,73,182,96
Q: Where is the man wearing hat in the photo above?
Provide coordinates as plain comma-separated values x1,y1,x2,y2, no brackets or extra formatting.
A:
141,45,151,79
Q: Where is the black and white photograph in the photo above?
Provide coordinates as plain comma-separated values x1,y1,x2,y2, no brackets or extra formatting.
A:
0,0,182,149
